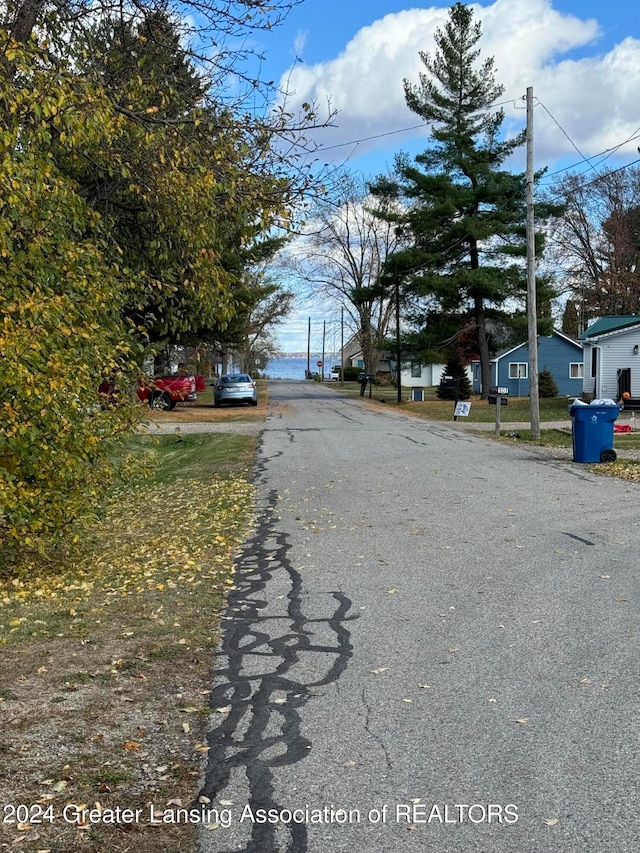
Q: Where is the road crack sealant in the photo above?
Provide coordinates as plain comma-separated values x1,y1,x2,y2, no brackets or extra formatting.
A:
197,448,358,853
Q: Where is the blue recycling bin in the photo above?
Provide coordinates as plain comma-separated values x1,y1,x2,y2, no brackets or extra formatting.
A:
570,402,620,462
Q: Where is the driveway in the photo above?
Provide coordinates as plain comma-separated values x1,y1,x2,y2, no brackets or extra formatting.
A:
198,381,640,853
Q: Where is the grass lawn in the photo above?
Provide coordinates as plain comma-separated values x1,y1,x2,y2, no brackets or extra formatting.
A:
0,432,260,853
325,380,574,422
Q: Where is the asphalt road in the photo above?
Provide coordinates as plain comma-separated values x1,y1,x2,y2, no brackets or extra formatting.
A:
197,381,640,853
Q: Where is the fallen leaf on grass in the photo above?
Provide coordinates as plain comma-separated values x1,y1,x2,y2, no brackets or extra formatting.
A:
182,723,190,734
123,741,141,751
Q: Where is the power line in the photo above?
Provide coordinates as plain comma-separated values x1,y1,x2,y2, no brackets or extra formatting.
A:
535,98,598,177
316,97,523,153
310,94,640,189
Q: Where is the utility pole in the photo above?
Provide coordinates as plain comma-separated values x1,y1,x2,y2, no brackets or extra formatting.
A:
306,316,311,380
395,278,402,405
526,86,540,440
340,306,344,386
321,320,326,381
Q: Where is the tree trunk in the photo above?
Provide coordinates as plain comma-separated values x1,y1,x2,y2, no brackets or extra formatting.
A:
474,296,491,399
8,0,46,45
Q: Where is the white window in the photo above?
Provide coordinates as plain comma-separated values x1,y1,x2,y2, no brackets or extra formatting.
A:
570,362,584,379
508,362,528,379
411,362,422,378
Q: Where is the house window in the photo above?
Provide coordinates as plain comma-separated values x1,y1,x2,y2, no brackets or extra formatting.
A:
508,362,528,379
569,362,584,379
410,361,422,378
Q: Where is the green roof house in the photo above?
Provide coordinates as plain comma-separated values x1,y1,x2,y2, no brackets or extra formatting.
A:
579,316,640,400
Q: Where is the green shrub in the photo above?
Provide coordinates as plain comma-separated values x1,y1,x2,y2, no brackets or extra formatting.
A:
538,367,559,398
436,354,472,400
342,366,361,381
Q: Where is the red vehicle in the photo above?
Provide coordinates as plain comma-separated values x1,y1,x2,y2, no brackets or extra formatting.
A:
137,374,207,411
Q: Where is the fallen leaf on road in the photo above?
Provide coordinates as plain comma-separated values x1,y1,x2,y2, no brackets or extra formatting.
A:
388,589,399,594
514,718,530,725
342,759,356,768
370,667,388,675
543,818,559,826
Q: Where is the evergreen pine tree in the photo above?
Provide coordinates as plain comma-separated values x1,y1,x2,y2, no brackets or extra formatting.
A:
561,299,580,338
538,367,559,398
372,3,559,399
437,352,472,400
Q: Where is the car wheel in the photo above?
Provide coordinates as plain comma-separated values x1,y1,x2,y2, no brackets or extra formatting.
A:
251,399,258,406
150,391,174,411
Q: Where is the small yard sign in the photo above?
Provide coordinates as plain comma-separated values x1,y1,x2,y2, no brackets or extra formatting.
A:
454,402,471,417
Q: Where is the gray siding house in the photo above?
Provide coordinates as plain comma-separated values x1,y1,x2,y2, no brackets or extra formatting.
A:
579,316,640,400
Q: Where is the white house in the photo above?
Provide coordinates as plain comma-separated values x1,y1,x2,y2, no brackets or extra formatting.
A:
579,316,640,400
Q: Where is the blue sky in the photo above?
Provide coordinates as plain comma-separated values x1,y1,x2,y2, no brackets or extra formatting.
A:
249,0,640,351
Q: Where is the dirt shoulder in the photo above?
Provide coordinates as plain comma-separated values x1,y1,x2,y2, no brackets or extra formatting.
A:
0,434,259,853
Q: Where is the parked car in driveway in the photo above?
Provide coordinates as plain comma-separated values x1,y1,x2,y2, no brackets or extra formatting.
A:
213,373,258,407
136,373,206,411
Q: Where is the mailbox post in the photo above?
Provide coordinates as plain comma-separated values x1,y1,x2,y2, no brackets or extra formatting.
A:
488,386,509,434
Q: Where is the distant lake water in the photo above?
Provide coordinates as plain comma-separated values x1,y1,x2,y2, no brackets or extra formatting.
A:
265,355,338,380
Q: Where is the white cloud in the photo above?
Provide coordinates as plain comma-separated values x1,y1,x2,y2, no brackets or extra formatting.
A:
278,0,640,168
293,29,309,58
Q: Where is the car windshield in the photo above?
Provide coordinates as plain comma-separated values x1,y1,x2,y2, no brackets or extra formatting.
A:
221,374,251,383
